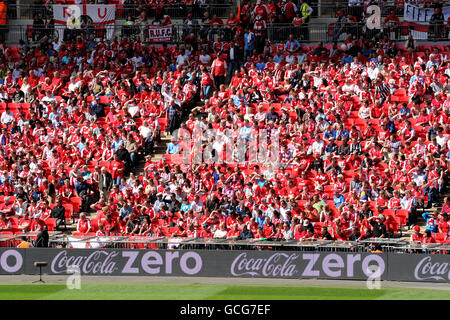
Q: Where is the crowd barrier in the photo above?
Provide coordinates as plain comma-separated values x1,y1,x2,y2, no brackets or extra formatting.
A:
7,21,443,46
0,248,449,283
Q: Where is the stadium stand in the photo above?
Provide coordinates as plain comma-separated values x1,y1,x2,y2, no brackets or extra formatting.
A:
0,0,447,249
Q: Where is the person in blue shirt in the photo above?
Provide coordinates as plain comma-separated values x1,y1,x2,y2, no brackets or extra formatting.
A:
180,199,191,213
342,52,354,64
334,123,349,140
409,69,424,85
77,136,86,153
284,34,300,53
324,127,337,140
273,52,283,63
422,211,439,233
255,175,267,189
239,119,253,142
325,139,338,154
166,137,180,154
333,190,346,209
244,28,256,62
314,108,326,123
255,57,266,72
255,210,266,228
398,103,410,117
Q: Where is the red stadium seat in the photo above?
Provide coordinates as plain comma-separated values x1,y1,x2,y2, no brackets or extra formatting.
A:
395,209,409,226
70,197,82,214
435,233,447,242
90,219,99,232
46,218,57,231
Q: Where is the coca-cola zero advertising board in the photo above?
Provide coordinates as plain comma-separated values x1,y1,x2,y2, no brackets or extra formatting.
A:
0,249,448,283
388,254,450,283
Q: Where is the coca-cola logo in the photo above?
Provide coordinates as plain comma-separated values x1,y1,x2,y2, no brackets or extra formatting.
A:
230,253,299,277
51,250,119,274
414,257,450,281
50,250,203,275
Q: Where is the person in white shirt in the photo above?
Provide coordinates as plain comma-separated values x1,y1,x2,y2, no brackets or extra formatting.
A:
199,52,211,64
358,102,371,119
426,54,439,71
367,63,379,81
309,135,324,156
213,222,228,239
176,52,187,66
254,105,267,123
310,71,323,88
12,64,22,82
67,76,81,92
13,198,27,217
41,90,57,105
0,107,14,126
285,54,295,64
191,195,204,214
436,129,448,149
125,99,140,118
138,120,152,140
342,79,360,95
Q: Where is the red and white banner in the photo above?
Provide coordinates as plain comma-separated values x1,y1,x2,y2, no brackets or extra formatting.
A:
148,25,173,42
403,3,450,39
53,4,116,39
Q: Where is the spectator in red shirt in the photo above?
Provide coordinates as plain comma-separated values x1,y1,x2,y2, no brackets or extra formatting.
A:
0,196,14,216
76,212,91,235
0,213,11,232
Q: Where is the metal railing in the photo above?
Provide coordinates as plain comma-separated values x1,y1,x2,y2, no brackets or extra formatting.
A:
19,234,448,253
2,232,449,253
7,21,447,46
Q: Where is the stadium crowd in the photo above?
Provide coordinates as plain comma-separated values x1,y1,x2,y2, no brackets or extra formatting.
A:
0,1,448,247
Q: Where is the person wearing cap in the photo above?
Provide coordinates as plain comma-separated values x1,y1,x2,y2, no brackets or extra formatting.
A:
182,13,197,40
410,225,423,242
383,10,399,38
333,10,347,41
153,192,166,214
423,211,439,233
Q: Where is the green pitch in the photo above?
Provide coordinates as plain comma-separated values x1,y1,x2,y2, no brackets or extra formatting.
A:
0,283,449,300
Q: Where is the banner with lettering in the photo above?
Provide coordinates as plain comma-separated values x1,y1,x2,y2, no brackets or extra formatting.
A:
403,3,450,39
0,248,448,283
148,25,173,42
53,4,116,40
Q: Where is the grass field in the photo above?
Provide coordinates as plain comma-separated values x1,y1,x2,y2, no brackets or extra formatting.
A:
0,283,449,300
